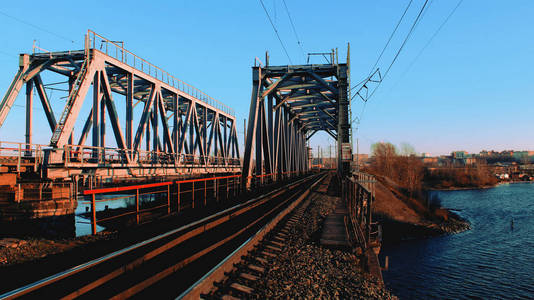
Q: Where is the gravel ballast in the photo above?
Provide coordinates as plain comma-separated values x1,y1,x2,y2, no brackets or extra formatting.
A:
252,187,396,299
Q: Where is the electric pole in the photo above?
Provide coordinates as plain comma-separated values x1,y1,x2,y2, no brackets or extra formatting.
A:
329,145,332,169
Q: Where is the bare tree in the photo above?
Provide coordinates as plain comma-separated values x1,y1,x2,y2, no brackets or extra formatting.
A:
371,142,397,178
400,142,417,156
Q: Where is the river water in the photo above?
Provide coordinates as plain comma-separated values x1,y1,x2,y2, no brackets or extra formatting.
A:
380,182,534,299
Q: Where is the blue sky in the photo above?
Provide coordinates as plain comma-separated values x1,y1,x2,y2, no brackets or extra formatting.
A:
0,0,532,156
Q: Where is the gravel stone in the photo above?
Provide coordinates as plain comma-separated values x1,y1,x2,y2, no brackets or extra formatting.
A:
252,190,397,299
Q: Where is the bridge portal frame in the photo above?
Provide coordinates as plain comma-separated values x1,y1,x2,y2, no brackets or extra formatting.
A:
243,54,351,186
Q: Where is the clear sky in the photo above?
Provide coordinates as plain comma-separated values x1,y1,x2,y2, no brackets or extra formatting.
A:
0,0,532,157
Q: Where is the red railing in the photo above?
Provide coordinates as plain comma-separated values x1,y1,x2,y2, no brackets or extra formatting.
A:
83,174,242,235
81,170,307,235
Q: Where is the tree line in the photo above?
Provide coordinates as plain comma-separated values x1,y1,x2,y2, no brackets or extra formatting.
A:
368,142,497,191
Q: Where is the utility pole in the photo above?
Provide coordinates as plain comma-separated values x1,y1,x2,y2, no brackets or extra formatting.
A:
317,145,320,167
329,145,332,169
357,138,359,172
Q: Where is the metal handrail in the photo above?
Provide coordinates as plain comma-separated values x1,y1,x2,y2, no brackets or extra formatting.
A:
345,171,378,248
0,141,241,170
86,30,234,116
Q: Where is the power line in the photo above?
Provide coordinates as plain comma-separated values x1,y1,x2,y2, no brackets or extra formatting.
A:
378,0,430,87
0,10,75,43
367,0,414,76
0,49,17,58
353,0,431,127
281,0,306,61
259,0,293,64
395,0,463,85
362,0,431,103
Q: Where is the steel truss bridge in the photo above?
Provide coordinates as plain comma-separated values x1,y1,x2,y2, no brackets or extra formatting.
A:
0,30,352,190
243,51,351,185
0,30,240,180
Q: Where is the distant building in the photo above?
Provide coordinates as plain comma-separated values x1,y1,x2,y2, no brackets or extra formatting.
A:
452,151,468,159
513,151,528,160
421,156,438,164
438,155,453,166
353,154,369,169
353,153,369,162
465,157,478,165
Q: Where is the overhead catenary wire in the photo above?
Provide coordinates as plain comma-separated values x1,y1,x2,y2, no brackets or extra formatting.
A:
368,0,430,98
353,0,431,127
367,0,414,77
0,50,17,58
0,10,75,43
259,0,293,64
281,0,306,61
356,0,430,107
388,0,464,93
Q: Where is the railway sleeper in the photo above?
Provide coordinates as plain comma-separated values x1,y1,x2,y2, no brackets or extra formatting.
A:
265,245,282,252
271,236,286,243
260,250,277,258
267,240,285,248
220,295,240,300
213,278,255,298
229,282,254,295
219,271,258,288
245,264,265,274
241,254,270,267
253,257,268,265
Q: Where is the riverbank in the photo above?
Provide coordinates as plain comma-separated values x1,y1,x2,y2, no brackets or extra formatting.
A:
380,182,534,299
427,180,533,191
427,184,496,191
373,176,471,244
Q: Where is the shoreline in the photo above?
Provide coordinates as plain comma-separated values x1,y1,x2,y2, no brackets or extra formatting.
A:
427,180,534,191
379,210,471,245
426,184,496,191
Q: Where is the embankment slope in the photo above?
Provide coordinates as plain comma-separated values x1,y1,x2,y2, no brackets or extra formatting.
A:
372,176,469,243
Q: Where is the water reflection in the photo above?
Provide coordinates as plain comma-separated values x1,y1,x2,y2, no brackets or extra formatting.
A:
75,193,162,237
380,182,534,299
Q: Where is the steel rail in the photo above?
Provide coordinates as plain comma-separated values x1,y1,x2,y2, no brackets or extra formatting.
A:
111,174,323,299
179,172,328,299
0,174,314,299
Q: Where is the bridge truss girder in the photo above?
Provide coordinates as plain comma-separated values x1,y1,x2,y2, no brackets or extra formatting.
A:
243,61,350,185
0,47,240,177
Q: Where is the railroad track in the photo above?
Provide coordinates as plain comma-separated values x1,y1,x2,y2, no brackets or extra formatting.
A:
180,172,329,299
0,172,326,299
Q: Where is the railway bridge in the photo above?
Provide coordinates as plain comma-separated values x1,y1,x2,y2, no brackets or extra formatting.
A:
0,31,351,209
0,30,240,184
0,30,372,247
0,30,381,298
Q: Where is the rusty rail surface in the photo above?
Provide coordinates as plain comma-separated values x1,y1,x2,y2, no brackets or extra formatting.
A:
179,172,328,299
0,172,318,299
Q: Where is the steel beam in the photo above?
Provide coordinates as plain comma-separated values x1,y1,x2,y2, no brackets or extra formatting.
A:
0,38,240,177
33,75,57,131
25,79,33,153
126,73,133,150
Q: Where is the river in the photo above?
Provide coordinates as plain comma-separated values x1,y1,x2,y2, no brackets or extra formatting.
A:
380,182,534,299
